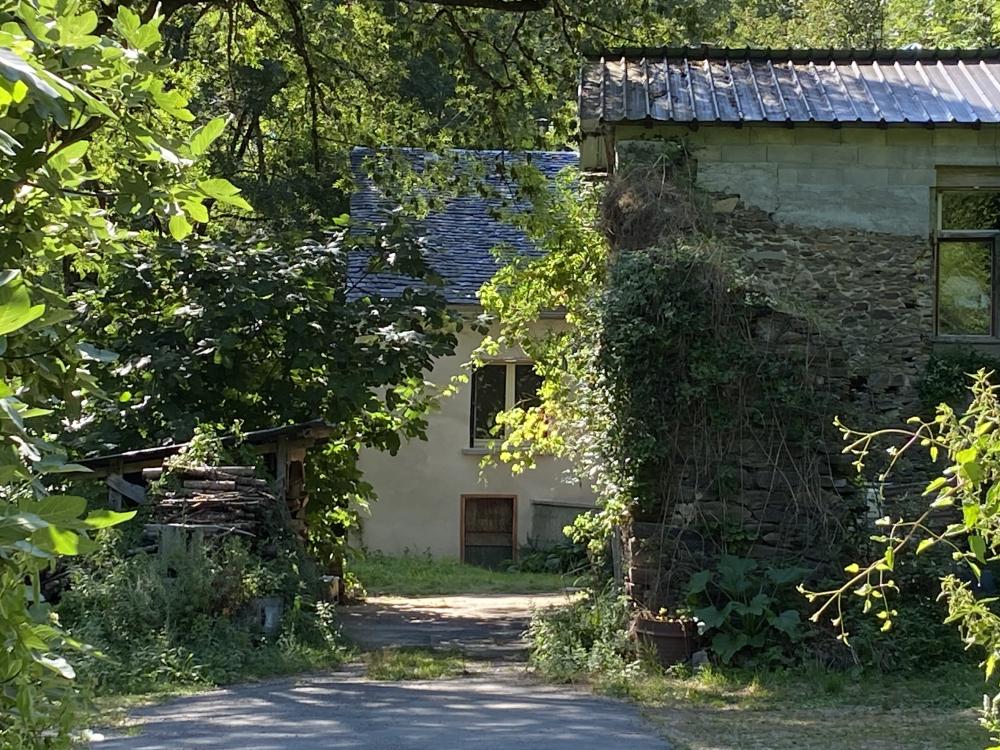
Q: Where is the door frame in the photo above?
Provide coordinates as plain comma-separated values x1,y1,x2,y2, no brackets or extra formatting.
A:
460,494,518,563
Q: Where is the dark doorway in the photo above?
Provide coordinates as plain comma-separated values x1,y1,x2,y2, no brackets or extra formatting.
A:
461,495,516,569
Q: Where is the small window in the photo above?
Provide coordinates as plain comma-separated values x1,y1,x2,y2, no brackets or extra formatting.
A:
471,364,507,442
469,362,541,446
936,188,1000,338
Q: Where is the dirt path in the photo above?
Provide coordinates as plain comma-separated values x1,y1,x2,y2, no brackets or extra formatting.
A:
92,593,671,750
338,592,573,658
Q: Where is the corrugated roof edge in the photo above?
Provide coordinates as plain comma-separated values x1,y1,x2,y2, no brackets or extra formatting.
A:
582,45,1000,63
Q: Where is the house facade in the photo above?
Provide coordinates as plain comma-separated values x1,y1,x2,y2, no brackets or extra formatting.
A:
349,149,595,563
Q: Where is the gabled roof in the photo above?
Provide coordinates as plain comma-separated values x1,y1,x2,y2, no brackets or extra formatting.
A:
580,47,1000,128
348,148,578,305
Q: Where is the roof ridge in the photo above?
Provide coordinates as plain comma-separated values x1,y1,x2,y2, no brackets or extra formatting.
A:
584,46,1000,64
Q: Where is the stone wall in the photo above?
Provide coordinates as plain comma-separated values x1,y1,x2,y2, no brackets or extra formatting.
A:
715,200,934,427
623,171,936,611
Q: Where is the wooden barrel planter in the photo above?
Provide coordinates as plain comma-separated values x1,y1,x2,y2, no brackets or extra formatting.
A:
631,616,698,667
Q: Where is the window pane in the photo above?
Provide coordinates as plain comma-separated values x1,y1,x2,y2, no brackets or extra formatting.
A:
938,240,993,336
514,364,542,408
941,191,1000,230
471,364,506,442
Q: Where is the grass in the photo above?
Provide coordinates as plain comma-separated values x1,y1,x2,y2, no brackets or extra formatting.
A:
595,663,988,750
351,552,570,596
364,647,468,680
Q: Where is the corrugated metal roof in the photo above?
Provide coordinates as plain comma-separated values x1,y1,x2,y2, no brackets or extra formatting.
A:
580,47,1000,127
349,148,578,304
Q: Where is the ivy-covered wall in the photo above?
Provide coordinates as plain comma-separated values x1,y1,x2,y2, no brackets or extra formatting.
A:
606,139,938,611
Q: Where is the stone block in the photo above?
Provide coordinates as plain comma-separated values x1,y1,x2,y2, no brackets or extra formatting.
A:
933,129,983,147
720,144,768,163
857,145,934,168
887,168,935,186
765,144,815,164
978,129,1000,146
697,127,751,145
750,127,796,144
806,145,860,165
931,145,1000,166
793,128,844,145
885,128,934,147
842,129,887,146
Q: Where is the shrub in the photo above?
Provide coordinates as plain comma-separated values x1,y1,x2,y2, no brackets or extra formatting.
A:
918,348,1000,410
58,530,343,695
527,588,636,683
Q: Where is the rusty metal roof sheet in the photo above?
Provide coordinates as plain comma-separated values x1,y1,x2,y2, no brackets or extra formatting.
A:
580,48,1000,127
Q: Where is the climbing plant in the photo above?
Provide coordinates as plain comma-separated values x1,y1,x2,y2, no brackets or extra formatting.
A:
804,372,1000,746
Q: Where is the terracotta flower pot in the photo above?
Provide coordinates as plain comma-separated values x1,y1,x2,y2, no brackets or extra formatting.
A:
631,615,698,667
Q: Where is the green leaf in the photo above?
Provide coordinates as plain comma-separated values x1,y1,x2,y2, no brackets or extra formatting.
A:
711,632,749,664
189,116,227,157
197,178,253,210
32,525,81,555
0,271,44,336
83,509,135,529
767,609,802,637
956,447,978,464
916,538,936,555
168,213,192,240
36,654,75,680
963,503,980,528
970,535,987,564
687,569,711,595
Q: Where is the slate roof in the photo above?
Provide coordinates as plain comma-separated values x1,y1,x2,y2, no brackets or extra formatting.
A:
580,47,1000,127
348,148,578,305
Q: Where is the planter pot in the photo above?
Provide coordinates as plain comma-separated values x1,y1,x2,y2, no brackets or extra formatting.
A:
251,596,284,635
631,616,697,667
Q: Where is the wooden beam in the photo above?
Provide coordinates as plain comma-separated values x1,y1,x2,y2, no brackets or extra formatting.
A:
107,473,147,505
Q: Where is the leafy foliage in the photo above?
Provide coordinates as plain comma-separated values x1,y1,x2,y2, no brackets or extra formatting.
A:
919,349,1000,412
58,530,342,695
687,556,808,665
527,587,637,683
805,372,1000,746
0,0,247,744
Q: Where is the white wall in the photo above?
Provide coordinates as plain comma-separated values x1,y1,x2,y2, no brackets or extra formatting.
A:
355,317,594,558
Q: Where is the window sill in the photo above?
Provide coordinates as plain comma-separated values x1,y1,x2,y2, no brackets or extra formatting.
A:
462,447,492,456
934,335,1000,344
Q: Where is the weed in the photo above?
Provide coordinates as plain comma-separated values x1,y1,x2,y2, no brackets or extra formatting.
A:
351,551,568,596
364,648,466,681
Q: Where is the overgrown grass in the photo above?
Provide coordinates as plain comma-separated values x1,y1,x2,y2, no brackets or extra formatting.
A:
364,647,466,680
611,664,987,750
352,552,570,596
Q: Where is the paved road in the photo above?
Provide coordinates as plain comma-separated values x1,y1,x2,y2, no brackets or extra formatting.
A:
93,593,670,750
92,666,669,749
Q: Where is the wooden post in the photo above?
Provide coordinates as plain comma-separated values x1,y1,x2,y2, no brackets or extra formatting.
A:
274,436,288,503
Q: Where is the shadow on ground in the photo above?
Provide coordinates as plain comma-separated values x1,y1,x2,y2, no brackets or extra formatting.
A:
93,667,669,750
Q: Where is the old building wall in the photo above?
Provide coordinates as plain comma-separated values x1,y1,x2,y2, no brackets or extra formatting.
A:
609,125,979,608
355,319,594,559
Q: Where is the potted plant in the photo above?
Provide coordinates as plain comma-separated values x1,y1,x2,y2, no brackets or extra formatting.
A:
630,609,699,666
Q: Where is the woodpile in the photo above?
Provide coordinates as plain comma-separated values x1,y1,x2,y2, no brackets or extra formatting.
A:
143,464,277,538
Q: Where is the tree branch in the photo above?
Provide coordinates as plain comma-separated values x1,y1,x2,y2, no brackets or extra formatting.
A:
415,0,548,10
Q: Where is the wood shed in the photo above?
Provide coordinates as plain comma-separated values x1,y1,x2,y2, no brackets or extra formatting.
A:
76,420,335,537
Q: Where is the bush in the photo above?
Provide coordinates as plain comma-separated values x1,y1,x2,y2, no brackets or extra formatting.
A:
58,530,343,696
527,588,636,683
918,348,1000,410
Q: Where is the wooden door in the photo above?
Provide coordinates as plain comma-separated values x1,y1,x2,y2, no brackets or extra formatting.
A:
462,495,516,569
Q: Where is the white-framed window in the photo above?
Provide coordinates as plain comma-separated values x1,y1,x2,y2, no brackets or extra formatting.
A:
469,362,541,447
935,177,1000,339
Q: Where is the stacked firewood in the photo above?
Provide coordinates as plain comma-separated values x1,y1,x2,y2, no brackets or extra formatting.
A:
142,464,276,538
